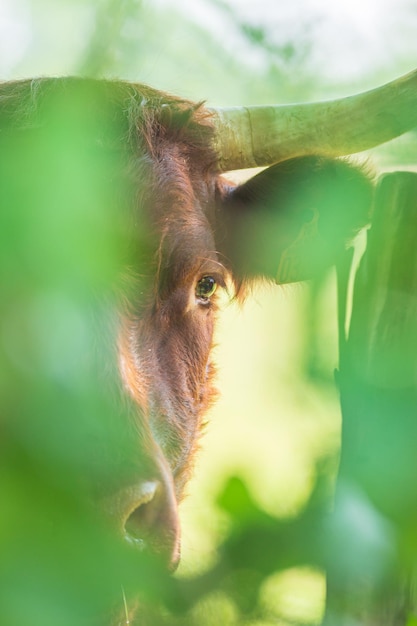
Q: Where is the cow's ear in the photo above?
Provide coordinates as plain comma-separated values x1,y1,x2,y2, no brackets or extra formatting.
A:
217,156,373,284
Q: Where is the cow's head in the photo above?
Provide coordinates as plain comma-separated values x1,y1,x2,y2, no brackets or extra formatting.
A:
1,70,416,574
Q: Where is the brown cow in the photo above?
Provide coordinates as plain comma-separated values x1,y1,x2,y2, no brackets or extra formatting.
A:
1,70,417,577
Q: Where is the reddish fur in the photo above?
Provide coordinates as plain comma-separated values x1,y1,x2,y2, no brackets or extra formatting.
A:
0,77,227,566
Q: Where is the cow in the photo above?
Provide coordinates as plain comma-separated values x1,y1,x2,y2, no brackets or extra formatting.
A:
1,69,417,581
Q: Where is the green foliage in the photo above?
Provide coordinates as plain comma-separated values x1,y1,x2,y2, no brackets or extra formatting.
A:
0,79,132,626
3,1,417,625
131,474,328,624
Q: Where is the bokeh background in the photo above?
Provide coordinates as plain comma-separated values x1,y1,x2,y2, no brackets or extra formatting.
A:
2,1,417,624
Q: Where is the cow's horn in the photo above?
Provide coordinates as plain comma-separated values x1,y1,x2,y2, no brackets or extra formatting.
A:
209,68,417,172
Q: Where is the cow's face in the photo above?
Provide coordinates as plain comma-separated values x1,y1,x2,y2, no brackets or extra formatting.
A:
0,76,378,578
110,148,373,569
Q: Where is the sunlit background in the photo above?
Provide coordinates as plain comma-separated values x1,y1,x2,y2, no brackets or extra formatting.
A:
2,0,417,87
2,1,417,624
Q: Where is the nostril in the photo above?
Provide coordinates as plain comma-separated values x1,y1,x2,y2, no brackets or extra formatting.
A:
124,481,159,549
122,479,181,569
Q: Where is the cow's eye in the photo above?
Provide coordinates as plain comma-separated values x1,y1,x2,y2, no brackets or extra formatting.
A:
196,276,217,301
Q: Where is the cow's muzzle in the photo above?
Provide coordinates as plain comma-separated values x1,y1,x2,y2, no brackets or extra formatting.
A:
101,463,181,571
123,477,181,571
